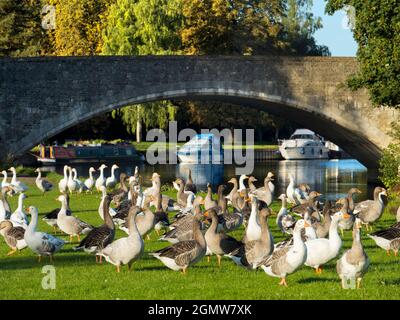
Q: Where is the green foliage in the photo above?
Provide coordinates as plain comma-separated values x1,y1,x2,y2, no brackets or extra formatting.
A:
326,0,400,107
181,0,287,55
49,0,114,55
379,122,400,188
283,0,330,55
103,0,182,137
0,0,48,56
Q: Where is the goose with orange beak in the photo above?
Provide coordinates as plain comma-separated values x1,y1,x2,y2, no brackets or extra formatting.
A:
337,218,369,289
260,219,309,286
24,206,64,262
304,205,351,274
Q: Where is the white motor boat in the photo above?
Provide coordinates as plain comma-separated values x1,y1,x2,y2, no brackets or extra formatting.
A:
177,134,223,164
278,129,330,160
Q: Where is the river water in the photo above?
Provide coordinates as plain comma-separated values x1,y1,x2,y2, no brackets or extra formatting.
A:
42,159,370,202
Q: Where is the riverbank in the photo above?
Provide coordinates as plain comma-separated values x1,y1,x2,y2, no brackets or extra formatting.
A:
0,175,399,300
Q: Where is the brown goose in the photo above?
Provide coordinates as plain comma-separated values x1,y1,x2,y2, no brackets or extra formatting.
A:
204,183,218,210
160,205,203,244
0,220,27,255
150,214,206,274
184,169,197,194
248,176,258,192
226,177,239,204
204,209,242,267
110,173,129,206
228,208,274,270
74,195,115,263
291,191,322,218
251,174,274,206
174,178,189,207
368,221,400,256
337,219,369,289
354,187,387,230
314,200,333,238
153,191,170,236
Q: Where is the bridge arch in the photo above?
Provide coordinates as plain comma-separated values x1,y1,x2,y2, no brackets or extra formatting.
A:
0,56,398,173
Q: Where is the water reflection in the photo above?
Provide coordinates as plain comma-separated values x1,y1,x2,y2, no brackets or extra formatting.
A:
43,159,369,201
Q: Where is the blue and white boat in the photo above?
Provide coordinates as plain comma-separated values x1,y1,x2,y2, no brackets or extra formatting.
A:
177,134,223,164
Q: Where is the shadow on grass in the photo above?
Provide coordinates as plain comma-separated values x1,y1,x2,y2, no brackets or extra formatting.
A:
297,277,336,284
0,253,97,270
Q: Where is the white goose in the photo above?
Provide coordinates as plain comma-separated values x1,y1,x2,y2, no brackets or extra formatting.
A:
244,195,262,242
260,219,308,286
24,206,65,262
84,167,96,193
67,167,78,194
10,193,29,229
1,170,10,188
72,168,84,193
58,165,69,193
305,210,350,274
97,206,144,273
95,164,107,192
238,174,249,195
8,167,28,193
106,164,119,189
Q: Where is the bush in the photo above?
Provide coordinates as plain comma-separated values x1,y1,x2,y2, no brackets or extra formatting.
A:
379,122,400,189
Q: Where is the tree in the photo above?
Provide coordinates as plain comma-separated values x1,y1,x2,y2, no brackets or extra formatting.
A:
326,0,400,108
283,0,330,56
49,0,114,55
102,0,182,141
0,0,49,56
181,0,287,55
379,122,400,189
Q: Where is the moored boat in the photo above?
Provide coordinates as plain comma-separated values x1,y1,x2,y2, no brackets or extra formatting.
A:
278,129,330,160
36,143,144,164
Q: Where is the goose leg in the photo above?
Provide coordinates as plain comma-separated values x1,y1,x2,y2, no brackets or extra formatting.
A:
181,267,187,275
96,255,99,263
7,249,17,256
38,255,42,263
340,229,344,237
394,250,398,257
279,278,288,287
357,278,362,289
99,255,103,264
207,256,211,263
146,234,151,241
128,262,133,271
386,250,391,256
77,234,81,242
69,235,73,243
116,265,121,273
217,255,222,267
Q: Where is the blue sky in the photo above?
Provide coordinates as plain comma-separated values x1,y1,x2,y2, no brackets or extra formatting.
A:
312,1,358,56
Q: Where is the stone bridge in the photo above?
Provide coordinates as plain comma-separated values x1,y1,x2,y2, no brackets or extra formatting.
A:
0,56,398,175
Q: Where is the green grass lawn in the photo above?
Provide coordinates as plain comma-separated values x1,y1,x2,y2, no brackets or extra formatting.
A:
0,176,399,300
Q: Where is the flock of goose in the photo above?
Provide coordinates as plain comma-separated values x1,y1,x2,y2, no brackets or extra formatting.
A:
0,165,399,288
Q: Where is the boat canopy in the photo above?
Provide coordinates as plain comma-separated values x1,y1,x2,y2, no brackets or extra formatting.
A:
177,134,223,163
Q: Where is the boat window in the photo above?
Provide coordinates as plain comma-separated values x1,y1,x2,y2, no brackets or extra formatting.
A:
291,134,315,140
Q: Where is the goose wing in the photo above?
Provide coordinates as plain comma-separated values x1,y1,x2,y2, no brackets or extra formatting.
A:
8,226,25,240
77,225,114,250
155,240,198,266
370,227,400,240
